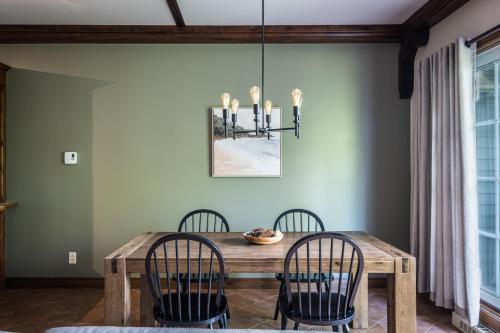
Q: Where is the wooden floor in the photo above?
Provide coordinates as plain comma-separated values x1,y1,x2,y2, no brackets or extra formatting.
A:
0,288,457,332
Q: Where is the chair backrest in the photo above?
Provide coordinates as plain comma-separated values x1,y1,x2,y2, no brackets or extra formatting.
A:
178,209,230,232
145,233,225,322
283,232,364,320
273,209,325,232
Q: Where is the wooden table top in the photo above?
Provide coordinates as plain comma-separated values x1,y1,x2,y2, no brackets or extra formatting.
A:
106,231,413,274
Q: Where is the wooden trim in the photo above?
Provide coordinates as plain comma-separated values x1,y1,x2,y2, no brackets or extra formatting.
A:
480,301,500,332
402,0,471,37
477,28,500,54
0,1,472,45
5,277,105,289
398,29,429,98
0,63,7,203
165,0,185,28
5,276,387,289
0,25,402,44
0,64,7,289
397,0,470,98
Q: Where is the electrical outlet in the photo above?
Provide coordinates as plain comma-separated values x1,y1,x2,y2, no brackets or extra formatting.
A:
69,252,77,264
64,152,78,165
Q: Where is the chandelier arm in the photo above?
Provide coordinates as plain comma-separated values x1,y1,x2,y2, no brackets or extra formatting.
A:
267,127,295,132
233,129,260,134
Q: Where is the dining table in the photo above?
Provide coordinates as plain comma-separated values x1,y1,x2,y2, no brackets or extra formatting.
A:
104,231,416,333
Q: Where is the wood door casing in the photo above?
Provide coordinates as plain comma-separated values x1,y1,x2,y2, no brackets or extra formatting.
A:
0,63,8,288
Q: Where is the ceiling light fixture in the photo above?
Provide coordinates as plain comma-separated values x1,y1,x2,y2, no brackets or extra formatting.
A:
219,0,302,140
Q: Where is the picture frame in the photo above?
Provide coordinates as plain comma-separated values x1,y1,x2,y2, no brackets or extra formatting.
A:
211,106,282,177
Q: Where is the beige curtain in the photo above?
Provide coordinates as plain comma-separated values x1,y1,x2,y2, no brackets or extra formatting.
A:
410,38,480,325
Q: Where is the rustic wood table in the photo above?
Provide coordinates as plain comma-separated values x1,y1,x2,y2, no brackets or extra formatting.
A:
104,231,416,332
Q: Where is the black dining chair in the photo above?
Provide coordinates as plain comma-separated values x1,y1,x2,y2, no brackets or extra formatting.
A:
273,209,325,320
178,209,230,233
273,209,324,233
177,209,231,318
145,233,229,328
278,232,364,332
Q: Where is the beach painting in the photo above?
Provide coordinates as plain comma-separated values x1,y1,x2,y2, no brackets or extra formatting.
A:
211,107,282,177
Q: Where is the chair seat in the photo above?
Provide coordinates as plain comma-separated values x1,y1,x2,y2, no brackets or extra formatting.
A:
275,272,333,283
278,292,355,323
154,293,227,324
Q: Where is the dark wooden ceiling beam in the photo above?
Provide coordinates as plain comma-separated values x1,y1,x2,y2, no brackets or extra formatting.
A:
0,25,402,43
402,0,470,37
398,0,471,98
165,0,185,28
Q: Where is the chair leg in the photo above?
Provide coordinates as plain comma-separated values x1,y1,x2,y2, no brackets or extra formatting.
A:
224,313,228,328
222,288,231,320
316,282,321,292
280,314,287,330
274,281,284,320
208,323,213,329
293,322,299,330
342,324,350,333
274,298,280,320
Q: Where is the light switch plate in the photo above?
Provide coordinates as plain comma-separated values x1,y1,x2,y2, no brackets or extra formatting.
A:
69,252,77,264
64,152,77,165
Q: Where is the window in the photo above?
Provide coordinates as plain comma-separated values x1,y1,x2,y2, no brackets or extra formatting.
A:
476,45,500,309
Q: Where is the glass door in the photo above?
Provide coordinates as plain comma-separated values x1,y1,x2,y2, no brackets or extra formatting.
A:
476,45,500,309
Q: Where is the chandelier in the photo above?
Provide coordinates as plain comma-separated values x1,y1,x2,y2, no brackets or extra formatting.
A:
219,0,302,140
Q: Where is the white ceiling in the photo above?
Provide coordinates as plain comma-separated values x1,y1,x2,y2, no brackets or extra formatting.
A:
0,0,176,25
0,0,429,25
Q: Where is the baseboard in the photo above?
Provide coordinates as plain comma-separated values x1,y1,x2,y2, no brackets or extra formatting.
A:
480,301,500,332
5,277,387,289
452,312,497,333
5,277,104,289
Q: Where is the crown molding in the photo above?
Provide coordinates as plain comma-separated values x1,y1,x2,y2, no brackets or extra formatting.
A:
0,24,402,43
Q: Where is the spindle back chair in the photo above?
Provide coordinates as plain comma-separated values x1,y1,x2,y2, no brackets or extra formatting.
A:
145,233,228,328
177,210,230,301
273,209,325,320
273,209,325,233
278,232,364,332
178,209,230,233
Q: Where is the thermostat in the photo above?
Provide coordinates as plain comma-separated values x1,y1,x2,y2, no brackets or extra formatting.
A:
64,152,78,165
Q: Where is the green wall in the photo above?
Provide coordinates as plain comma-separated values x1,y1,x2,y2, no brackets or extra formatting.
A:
0,44,409,277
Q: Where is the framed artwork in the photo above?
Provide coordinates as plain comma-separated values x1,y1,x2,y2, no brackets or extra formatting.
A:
211,106,282,177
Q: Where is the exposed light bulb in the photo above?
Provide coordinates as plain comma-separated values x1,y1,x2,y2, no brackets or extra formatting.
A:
250,86,260,105
291,88,302,107
264,100,272,114
221,92,231,109
231,99,239,114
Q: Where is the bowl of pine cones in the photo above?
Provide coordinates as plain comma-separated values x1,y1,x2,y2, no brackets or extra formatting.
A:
243,227,283,245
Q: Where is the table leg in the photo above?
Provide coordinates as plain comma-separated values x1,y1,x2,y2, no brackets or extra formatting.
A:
104,257,131,326
140,273,156,326
387,257,416,333
353,272,368,329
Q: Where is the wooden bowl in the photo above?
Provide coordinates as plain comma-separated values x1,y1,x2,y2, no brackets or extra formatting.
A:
243,230,283,245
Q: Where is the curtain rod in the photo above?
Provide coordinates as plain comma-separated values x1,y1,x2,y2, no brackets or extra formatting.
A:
465,24,500,47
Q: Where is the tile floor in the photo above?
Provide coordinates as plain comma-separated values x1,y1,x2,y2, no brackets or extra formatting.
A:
0,288,458,332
